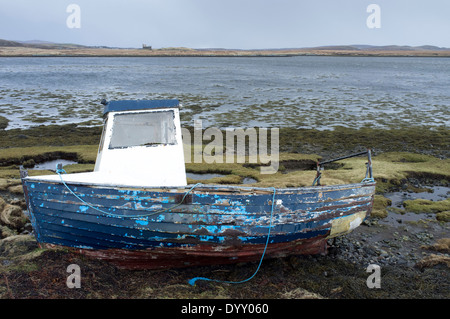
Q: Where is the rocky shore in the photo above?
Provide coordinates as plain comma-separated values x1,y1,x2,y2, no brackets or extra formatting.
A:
0,196,448,299
0,125,449,299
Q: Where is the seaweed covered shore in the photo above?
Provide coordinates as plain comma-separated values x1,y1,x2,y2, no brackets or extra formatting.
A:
0,124,449,300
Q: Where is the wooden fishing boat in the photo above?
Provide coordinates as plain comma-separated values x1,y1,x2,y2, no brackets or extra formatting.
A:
20,99,376,270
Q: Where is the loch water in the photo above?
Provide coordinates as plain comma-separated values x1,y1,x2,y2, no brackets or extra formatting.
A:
0,56,449,130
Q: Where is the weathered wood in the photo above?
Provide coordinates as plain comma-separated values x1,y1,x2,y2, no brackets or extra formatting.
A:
23,178,375,269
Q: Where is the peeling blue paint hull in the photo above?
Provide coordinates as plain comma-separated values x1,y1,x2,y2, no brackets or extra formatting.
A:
21,179,375,269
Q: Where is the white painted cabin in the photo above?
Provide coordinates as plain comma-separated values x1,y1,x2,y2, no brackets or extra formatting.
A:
29,100,187,188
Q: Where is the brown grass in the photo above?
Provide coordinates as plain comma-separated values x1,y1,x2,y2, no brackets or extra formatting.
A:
1,46,450,57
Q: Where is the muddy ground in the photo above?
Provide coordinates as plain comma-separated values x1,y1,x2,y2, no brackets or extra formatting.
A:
0,125,449,302
1,193,448,301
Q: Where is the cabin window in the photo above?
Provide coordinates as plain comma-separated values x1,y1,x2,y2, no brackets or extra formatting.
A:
109,110,177,149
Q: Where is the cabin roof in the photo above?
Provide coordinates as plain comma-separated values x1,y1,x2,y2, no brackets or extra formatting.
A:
103,99,180,115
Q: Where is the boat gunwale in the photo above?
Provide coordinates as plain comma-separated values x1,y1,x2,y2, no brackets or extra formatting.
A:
23,175,375,194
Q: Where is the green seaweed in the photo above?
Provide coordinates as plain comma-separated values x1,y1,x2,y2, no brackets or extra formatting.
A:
371,195,392,218
0,116,9,130
403,198,450,214
0,124,448,191
436,211,450,222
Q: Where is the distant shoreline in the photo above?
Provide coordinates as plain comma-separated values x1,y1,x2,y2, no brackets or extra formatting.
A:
1,46,450,58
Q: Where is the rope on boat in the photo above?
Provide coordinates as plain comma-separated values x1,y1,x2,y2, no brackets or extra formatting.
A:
57,164,276,285
56,166,202,218
188,187,276,286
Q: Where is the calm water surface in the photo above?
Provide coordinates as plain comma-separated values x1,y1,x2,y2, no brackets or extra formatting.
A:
0,56,449,130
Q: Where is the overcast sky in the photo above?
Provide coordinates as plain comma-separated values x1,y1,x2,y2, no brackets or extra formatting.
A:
1,0,449,49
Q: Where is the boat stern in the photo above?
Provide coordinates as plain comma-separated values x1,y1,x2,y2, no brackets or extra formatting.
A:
326,210,368,239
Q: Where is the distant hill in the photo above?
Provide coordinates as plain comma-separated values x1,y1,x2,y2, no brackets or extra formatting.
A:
1,39,449,51
17,40,55,44
0,39,88,49
0,39,25,47
1,39,450,57
306,45,361,51
309,44,450,51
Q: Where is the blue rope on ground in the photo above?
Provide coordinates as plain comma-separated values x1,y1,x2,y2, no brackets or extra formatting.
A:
188,187,277,286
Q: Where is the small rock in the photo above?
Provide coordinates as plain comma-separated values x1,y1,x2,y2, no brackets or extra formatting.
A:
7,185,24,195
279,288,323,299
22,159,35,169
330,286,343,294
0,203,28,230
397,258,408,265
